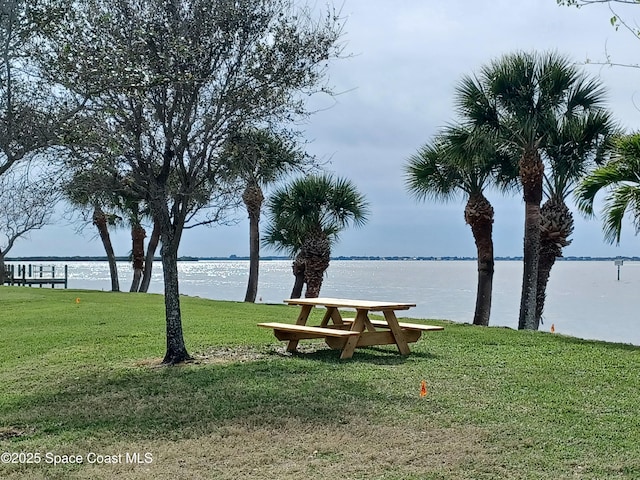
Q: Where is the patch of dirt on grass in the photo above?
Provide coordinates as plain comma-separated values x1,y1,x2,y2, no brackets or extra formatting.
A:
133,343,334,369
192,343,333,365
0,426,33,440
42,419,491,480
193,345,272,364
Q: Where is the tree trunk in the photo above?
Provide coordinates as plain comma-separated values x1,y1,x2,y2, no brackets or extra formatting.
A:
535,197,573,326
304,264,324,298
290,254,305,299
243,184,263,303
160,238,191,365
129,224,146,292
0,249,5,285
518,150,544,330
535,241,558,326
93,205,120,292
149,147,191,365
139,220,160,293
302,235,331,298
465,193,494,327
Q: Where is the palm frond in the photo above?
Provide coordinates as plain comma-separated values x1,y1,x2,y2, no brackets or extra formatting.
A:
543,110,617,200
535,51,577,112
565,75,608,115
454,75,500,129
263,173,369,253
405,139,464,202
575,133,640,245
575,163,622,215
602,184,640,244
488,51,538,118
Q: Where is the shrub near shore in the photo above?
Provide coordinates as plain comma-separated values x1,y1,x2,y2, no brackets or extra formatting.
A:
1,287,639,479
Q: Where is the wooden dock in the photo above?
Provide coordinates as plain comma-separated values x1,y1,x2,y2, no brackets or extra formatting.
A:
3,264,68,288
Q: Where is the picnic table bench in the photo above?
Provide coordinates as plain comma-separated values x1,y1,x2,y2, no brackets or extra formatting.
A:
258,297,443,359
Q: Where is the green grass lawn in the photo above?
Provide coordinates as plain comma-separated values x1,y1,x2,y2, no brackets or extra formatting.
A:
1,287,639,479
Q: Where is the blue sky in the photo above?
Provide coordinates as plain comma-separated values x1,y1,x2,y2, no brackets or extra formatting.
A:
11,0,640,258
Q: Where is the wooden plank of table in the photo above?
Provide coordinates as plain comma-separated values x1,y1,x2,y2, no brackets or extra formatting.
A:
284,297,416,311
342,318,444,332
257,323,360,340
326,329,421,350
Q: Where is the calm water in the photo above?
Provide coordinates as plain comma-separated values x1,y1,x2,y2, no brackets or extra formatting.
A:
6,260,639,346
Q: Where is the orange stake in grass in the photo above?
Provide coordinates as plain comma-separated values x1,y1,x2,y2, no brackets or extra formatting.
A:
420,380,427,397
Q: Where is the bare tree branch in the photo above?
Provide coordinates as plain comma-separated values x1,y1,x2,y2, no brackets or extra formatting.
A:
0,164,59,256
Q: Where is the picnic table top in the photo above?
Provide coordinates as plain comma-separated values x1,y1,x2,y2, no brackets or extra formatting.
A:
284,297,416,311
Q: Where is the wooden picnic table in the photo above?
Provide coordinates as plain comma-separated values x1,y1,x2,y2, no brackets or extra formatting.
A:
258,297,443,359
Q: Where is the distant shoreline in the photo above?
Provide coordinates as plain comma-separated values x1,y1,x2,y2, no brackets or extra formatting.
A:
5,255,640,262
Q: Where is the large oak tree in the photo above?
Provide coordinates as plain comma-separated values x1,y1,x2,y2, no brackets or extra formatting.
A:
52,0,344,363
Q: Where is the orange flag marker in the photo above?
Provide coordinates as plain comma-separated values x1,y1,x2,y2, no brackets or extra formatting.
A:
420,380,427,397
550,324,555,333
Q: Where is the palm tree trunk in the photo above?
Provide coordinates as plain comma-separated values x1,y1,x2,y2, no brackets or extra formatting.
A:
519,202,541,330
129,224,146,292
302,235,331,298
290,254,305,298
243,184,264,303
535,241,558,326
518,150,544,330
304,265,325,298
139,219,160,293
535,197,574,326
465,193,494,326
93,205,119,292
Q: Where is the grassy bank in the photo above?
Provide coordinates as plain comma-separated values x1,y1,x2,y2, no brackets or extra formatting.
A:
1,287,639,479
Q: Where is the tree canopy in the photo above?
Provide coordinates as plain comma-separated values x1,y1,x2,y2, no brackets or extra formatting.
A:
576,133,640,244
49,0,345,363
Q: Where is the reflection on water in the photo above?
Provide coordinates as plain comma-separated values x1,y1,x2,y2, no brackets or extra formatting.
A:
5,259,639,346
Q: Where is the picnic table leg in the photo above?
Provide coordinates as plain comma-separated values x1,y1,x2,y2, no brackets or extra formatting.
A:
286,304,313,352
320,306,344,327
339,309,368,359
383,310,411,355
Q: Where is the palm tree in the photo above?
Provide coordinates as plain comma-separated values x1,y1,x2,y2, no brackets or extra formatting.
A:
63,168,122,292
576,133,640,245
406,126,512,326
264,174,369,298
66,167,158,293
139,219,160,293
264,222,307,298
123,200,146,292
456,51,608,330
114,176,159,293
536,111,616,325
221,129,307,302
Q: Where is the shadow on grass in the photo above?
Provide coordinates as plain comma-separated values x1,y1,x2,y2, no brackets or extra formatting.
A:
279,347,438,365
4,354,429,443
